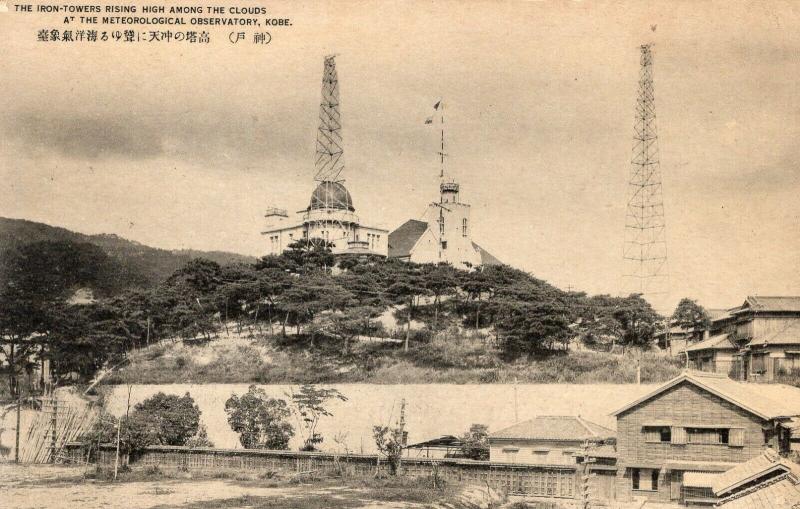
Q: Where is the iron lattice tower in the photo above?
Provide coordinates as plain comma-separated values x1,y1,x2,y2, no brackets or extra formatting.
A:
622,44,669,298
304,55,357,247
314,55,345,183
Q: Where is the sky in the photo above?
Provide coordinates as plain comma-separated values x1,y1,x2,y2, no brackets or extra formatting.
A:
1,1,798,312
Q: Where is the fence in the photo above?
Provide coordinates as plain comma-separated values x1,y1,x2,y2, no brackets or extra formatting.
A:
62,443,618,500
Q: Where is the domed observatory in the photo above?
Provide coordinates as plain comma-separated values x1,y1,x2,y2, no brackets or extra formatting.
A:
262,56,388,257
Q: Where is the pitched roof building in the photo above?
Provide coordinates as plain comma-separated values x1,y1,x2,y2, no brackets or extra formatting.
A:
611,370,800,505
488,415,615,465
387,179,500,269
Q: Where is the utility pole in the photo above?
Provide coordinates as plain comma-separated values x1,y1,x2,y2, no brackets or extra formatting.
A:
14,376,21,464
622,44,669,303
395,398,406,475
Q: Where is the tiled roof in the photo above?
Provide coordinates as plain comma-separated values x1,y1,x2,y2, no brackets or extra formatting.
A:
489,415,615,442
748,320,800,346
711,448,798,495
716,474,800,509
709,308,737,321
611,371,800,420
737,296,800,313
471,242,502,266
684,333,736,353
387,220,429,258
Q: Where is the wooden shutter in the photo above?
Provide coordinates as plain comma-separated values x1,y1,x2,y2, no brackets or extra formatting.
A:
645,428,660,442
672,426,686,444
730,428,744,447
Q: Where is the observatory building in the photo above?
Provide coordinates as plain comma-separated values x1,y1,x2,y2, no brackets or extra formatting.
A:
388,179,500,269
387,101,500,269
262,56,388,257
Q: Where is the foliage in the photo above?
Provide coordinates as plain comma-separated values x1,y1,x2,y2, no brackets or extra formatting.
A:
225,385,294,449
82,392,200,459
459,423,489,460
611,294,662,347
287,384,348,450
672,297,711,331
133,392,201,446
373,424,404,475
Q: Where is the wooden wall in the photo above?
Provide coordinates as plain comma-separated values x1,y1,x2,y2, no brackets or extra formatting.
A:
615,381,770,502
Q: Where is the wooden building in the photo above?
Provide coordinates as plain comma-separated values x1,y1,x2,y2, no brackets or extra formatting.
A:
684,333,738,375
488,415,615,466
611,370,800,505
734,296,800,381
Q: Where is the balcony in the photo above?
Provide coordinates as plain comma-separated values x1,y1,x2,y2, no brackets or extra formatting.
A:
302,209,360,225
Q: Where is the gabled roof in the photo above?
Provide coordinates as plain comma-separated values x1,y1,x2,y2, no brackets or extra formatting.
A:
610,371,800,420
736,296,800,314
387,220,429,258
472,242,502,266
711,448,800,496
489,415,615,442
717,474,800,509
684,333,737,353
748,320,800,346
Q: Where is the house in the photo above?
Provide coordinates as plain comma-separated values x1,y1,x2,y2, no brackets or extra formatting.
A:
684,333,738,376
403,435,465,459
488,415,615,465
611,370,800,505
733,296,800,381
674,297,800,381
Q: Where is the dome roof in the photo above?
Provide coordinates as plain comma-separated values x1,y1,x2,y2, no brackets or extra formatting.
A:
309,181,355,212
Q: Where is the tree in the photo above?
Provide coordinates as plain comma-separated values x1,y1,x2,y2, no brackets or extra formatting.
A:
82,411,159,460
373,424,404,475
133,392,201,446
287,384,348,451
421,263,459,329
460,424,489,460
491,282,572,357
672,298,711,333
387,266,428,352
613,294,662,348
282,239,335,273
460,268,495,329
225,385,294,450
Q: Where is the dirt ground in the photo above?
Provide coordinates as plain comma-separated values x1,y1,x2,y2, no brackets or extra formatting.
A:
1,463,421,509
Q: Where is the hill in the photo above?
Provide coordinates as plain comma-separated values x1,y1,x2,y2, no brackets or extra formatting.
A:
0,217,257,288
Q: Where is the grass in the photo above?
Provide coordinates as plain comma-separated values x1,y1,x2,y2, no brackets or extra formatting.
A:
107,327,683,385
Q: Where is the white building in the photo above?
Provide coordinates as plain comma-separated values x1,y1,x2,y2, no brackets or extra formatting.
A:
262,181,388,257
262,55,387,258
388,180,500,269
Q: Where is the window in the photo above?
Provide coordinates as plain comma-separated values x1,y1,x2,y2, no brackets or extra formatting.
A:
632,468,658,491
752,354,767,375
462,218,468,237
686,428,729,445
644,426,672,443
439,218,445,235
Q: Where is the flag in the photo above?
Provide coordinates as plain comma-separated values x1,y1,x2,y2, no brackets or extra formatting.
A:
433,100,441,110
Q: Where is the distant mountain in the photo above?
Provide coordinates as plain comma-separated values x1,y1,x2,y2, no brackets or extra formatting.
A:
0,217,257,288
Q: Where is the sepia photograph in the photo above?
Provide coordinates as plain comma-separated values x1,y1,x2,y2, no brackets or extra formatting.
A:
1,1,799,508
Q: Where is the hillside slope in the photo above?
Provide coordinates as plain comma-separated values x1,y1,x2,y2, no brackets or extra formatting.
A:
0,217,257,287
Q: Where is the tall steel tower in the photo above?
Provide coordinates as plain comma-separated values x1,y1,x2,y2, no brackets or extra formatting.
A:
622,44,669,299
314,55,345,184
